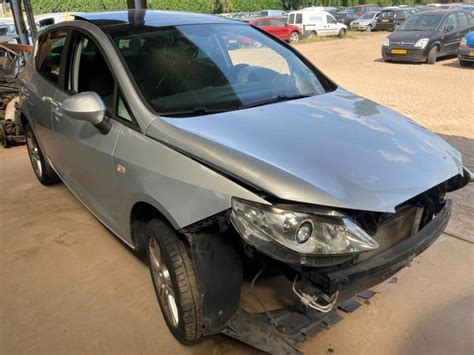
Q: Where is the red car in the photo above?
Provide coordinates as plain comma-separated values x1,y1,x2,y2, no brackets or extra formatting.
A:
249,17,301,43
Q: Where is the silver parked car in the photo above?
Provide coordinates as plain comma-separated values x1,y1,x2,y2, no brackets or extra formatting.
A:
19,10,471,346
350,11,381,31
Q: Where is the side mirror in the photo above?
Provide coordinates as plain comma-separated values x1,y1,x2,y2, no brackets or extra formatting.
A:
61,91,111,134
445,25,454,32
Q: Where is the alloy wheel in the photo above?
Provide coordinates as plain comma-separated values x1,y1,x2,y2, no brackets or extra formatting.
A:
26,130,43,178
148,237,179,328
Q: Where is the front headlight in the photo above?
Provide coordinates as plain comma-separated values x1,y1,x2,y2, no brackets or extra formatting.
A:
383,37,390,47
231,198,378,265
414,38,429,49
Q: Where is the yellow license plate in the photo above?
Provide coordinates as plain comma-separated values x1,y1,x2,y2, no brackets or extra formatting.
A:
382,19,389,22
391,49,407,55
470,51,474,57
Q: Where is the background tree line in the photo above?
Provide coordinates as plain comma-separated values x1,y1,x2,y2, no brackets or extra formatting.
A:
31,0,440,15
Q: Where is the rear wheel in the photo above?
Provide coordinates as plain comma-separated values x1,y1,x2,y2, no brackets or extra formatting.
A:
289,31,300,43
146,219,203,344
338,29,346,38
25,125,60,185
426,46,439,65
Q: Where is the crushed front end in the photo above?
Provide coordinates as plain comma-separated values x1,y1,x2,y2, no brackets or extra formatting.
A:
230,168,471,312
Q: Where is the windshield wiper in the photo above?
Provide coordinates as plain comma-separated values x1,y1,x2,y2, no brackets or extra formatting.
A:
240,93,316,109
161,106,238,117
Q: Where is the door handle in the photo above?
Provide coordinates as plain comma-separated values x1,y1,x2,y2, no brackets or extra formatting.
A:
52,107,63,121
42,96,61,107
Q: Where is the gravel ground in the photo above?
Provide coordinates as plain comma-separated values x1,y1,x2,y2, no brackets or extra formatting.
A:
1,32,473,355
296,32,474,139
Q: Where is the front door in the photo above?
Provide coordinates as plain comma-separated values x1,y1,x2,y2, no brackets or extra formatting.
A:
51,32,123,232
325,15,340,36
21,30,68,156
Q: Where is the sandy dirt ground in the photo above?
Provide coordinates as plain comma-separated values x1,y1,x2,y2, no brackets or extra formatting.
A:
1,32,473,355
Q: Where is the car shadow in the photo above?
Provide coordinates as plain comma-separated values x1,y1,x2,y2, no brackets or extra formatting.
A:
442,60,474,69
374,54,458,65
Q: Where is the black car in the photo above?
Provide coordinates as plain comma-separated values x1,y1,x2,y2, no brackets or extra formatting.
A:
376,8,413,31
382,10,474,64
335,10,359,26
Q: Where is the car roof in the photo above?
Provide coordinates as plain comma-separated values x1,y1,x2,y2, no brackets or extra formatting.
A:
74,9,237,29
413,9,461,16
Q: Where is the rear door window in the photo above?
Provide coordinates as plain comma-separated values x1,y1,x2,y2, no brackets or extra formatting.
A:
457,12,468,27
269,19,284,27
36,30,68,85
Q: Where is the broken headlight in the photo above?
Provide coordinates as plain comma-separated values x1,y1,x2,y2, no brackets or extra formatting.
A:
231,198,379,265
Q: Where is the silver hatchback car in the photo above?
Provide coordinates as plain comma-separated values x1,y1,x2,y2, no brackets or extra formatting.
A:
19,10,471,346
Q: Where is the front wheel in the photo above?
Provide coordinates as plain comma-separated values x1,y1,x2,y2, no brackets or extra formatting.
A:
289,31,300,43
25,125,60,185
426,46,439,65
338,29,346,38
366,25,372,32
146,219,203,344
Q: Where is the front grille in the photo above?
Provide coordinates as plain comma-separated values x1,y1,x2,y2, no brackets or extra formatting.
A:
390,41,416,47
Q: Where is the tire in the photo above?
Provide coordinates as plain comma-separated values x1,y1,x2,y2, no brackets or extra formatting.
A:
338,29,346,38
146,219,203,345
459,59,468,67
25,125,60,185
309,31,317,39
366,25,372,32
426,46,439,65
289,31,300,43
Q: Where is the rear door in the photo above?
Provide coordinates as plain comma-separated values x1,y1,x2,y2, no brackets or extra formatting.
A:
51,31,130,232
456,12,472,39
441,13,460,53
24,30,68,156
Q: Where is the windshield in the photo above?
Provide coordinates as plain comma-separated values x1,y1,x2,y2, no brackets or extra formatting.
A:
397,13,444,31
111,23,330,116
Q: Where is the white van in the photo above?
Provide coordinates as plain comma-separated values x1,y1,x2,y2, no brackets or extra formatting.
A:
287,10,347,37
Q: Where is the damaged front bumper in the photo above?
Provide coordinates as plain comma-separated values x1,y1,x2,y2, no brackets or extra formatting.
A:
305,199,452,302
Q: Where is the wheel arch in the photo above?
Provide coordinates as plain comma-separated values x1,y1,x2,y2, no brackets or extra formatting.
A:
129,200,179,251
20,111,30,130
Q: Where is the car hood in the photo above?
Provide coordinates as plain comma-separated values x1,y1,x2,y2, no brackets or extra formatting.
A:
388,30,435,43
147,88,463,213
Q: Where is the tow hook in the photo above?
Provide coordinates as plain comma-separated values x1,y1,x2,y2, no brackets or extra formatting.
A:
292,276,338,313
